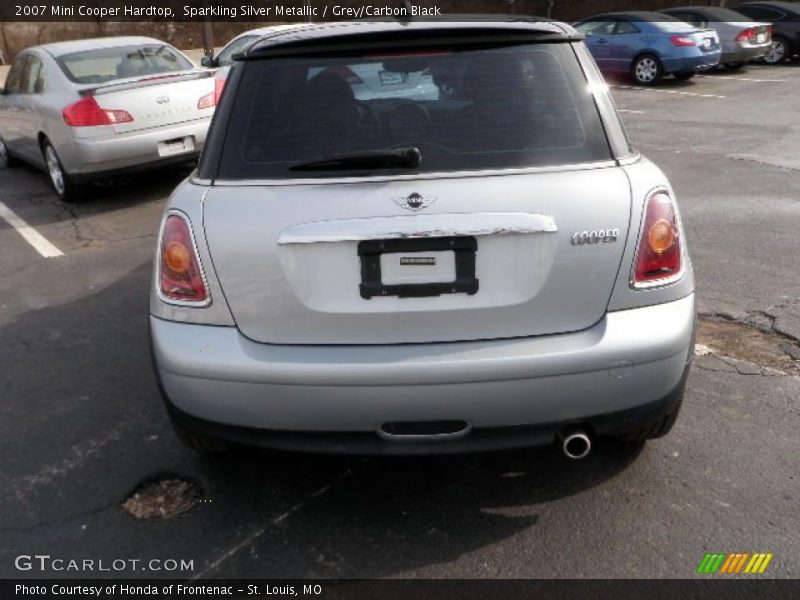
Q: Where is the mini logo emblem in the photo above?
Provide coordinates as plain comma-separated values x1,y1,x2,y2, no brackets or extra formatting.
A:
156,96,170,104
393,192,436,212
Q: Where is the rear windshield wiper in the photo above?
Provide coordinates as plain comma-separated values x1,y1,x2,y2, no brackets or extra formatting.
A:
289,147,422,171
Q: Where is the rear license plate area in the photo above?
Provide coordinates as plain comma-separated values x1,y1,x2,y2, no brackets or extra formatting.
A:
358,237,479,299
158,136,194,157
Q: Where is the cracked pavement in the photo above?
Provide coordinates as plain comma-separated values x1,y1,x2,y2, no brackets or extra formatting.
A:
0,63,799,580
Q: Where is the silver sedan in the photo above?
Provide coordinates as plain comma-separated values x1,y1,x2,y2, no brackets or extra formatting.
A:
0,36,216,202
662,6,772,69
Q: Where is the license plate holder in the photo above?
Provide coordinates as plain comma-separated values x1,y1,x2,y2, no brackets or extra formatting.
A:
158,136,194,157
358,236,479,299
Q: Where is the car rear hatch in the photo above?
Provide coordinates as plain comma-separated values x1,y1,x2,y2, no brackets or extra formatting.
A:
200,27,633,344
203,170,631,345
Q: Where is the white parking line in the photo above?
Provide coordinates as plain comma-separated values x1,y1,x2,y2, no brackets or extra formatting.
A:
0,200,64,258
618,109,646,114
696,75,787,83
612,85,726,99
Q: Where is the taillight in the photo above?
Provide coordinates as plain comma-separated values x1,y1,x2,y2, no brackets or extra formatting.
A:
632,191,682,287
197,76,226,109
735,27,755,42
158,212,208,304
670,35,696,47
62,96,133,127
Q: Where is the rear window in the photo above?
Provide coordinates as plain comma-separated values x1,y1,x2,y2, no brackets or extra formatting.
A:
56,44,192,85
215,43,612,179
702,7,759,21
650,19,697,32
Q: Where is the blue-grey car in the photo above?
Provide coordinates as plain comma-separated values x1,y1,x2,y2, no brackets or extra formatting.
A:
575,12,722,84
150,20,695,459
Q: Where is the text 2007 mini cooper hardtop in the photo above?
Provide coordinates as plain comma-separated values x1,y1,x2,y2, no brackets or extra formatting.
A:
150,19,695,458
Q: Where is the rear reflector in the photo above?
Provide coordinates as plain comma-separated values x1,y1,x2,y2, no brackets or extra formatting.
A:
632,191,682,287
158,212,209,304
670,35,696,47
63,96,133,127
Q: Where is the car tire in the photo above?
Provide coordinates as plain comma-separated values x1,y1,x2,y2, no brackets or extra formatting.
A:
631,54,663,86
169,416,231,453
0,136,21,167
764,36,789,64
41,139,83,203
724,62,744,71
674,71,695,81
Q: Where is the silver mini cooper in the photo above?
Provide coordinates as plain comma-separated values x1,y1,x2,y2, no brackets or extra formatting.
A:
150,20,695,458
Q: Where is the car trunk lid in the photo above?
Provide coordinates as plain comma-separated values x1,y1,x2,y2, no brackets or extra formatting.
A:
202,166,632,345
85,71,214,134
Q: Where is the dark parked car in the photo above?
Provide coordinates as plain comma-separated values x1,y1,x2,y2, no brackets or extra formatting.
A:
733,1,800,63
661,6,772,70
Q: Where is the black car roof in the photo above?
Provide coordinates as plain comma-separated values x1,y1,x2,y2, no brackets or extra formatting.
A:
734,1,800,11
244,18,580,58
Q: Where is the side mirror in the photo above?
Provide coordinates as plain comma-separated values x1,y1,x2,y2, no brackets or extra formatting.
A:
200,55,216,68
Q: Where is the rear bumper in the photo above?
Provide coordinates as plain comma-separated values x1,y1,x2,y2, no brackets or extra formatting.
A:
663,53,721,73
166,369,689,455
62,119,210,177
151,294,695,454
721,46,769,64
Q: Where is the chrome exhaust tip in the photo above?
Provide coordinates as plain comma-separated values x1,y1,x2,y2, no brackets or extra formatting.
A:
560,431,591,460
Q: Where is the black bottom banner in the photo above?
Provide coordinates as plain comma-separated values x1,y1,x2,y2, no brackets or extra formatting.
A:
3,579,800,600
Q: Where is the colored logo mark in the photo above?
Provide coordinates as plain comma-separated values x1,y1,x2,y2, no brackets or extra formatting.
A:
696,553,773,574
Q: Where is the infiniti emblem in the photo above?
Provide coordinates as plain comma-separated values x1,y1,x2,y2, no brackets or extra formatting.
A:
156,96,170,104
393,192,437,211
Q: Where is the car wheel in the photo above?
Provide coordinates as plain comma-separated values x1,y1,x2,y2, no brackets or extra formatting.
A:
42,139,83,203
764,36,788,64
674,71,695,81
724,62,744,71
631,54,663,86
169,416,231,453
0,136,21,167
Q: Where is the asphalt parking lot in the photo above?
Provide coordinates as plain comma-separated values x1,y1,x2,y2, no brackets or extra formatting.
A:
1,63,798,580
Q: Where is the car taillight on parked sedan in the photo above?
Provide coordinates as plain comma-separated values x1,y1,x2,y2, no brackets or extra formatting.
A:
158,213,208,304
737,26,772,42
62,96,133,127
670,36,696,47
632,191,682,287
197,77,226,109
